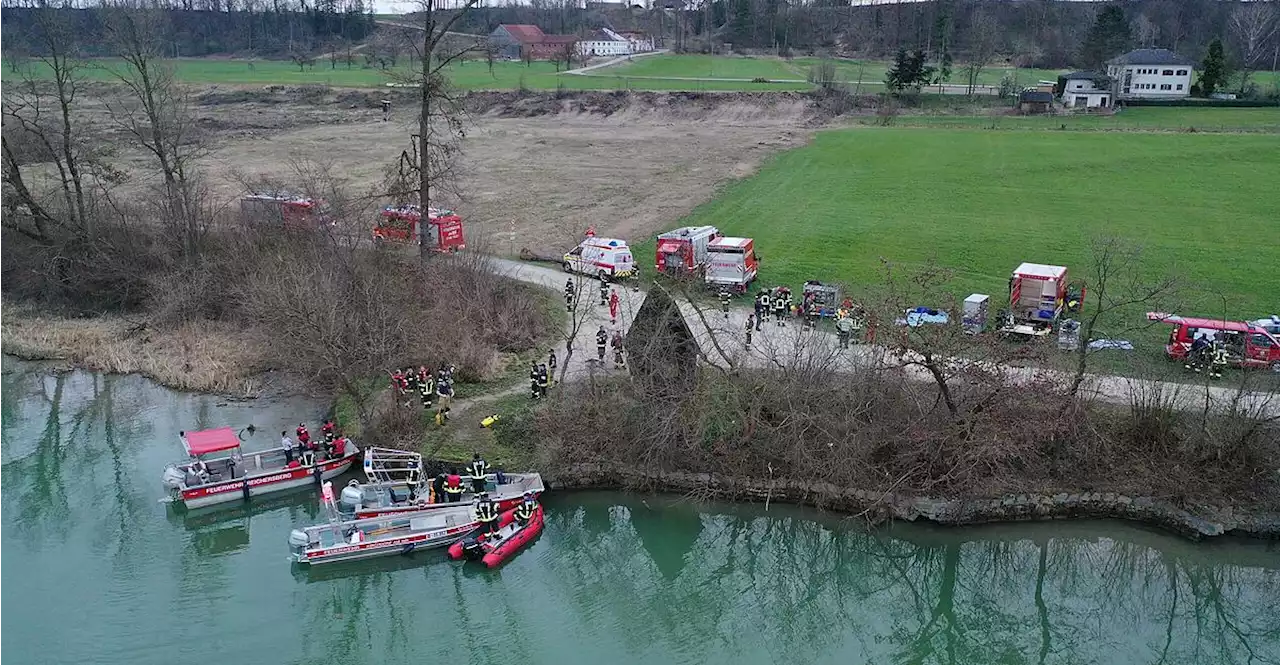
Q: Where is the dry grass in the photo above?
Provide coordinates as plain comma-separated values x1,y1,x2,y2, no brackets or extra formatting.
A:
1,304,263,395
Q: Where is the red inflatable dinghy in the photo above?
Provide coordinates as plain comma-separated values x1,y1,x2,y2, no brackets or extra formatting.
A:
447,505,543,568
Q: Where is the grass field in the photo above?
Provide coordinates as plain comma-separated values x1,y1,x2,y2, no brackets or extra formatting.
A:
666,128,1280,318
888,107,1280,133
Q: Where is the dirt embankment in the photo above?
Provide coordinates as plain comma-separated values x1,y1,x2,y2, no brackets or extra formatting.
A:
462,89,870,124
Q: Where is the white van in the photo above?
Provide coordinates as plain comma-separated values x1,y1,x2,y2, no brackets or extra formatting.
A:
563,237,636,280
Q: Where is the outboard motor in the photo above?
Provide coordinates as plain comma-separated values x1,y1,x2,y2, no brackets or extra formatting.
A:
339,482,364,514
288,529,310,561
162,465,186,490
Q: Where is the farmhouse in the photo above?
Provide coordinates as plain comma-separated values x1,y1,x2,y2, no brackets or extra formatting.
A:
488,24,578,60
578,28,631,56
618,30,656,53
1057,71,1112,109
1106,48,1194,100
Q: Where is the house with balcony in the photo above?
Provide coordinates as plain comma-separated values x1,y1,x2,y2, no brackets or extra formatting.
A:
1105,48,1194,100
1057,71,1112,109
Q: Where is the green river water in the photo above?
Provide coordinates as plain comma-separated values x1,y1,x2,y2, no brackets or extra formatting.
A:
2,360,1278,665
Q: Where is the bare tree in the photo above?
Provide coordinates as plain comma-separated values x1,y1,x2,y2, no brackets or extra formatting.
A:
101,4,207,258
1228,2,1278,95
1,2,93,238
1066,237,1180,398
395,0,485,261
963,8,999,96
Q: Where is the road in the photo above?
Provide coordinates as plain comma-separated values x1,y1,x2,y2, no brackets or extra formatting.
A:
488,257,1278,418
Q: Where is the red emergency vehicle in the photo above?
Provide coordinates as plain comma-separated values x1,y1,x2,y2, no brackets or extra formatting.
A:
373,205,465,252
655,225,720,276
239,194,329,230
703,236,758,293
1148,313,1280,370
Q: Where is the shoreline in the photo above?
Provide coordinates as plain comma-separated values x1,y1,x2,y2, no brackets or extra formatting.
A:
546,465,1280,541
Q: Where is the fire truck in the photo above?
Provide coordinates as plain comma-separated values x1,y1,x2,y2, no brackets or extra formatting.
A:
703,236,758,293
239,194,329,230
655,225,721,276
373,205,466,252
996,262,1085,337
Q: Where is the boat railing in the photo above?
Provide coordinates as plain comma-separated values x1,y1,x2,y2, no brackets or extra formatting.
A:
363,447,423,485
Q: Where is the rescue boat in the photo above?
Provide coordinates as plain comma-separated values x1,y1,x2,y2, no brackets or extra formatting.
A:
340,448,544,518
289,500,515,565
447,505,544,569
161,428,359,509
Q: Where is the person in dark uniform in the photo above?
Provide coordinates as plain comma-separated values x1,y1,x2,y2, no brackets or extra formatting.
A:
772,290,787,326
745,314,754,348
432,473,447,504
529,360,541,399
514,491,538,525
611,330,625,369
754,290,767,330
418,371,435,410
536,363,550,398
444,473,465,502
596,326,608,361
598,274,610,306
474,492,499,535
468,453,489,494
564,278,575,312
719,288,731,318
547,349,558,385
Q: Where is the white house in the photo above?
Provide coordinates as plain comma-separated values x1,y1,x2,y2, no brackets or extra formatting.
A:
618,31,655,53
1058,71,1112,109
1105,48,1194,100
577,29,632,57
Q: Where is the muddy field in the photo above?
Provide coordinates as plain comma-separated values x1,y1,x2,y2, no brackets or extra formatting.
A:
87,86,818,254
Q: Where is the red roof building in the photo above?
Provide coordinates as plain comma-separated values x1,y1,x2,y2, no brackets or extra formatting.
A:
489,24,578,60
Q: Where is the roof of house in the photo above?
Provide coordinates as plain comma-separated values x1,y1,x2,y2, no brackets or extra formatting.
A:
1061,70,1108,81
1107,48,1194,67
585,29,627,42
1018,91,1054,103
498,24,546,44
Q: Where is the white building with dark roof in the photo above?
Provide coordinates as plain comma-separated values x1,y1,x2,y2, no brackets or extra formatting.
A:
1106,48,1194,100
1058,71,1112,108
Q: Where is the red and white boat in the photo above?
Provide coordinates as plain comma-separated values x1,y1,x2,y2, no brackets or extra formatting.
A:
447,504,544,569
340,447,544,519
162,427,359,509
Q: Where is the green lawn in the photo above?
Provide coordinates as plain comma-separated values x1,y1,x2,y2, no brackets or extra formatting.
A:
603,54,807,81
887,107,1280,132
672,128,1280,318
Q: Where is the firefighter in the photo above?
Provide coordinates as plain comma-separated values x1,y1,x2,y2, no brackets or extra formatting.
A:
537,363,550,397
609,289,620,325
468,453,489,494
611,330,626,369
596,326,608,361
719,288,732,318
548,349,558,385
835,313,854,349
418,371,435,410
295,423,311,450
514,491,538,525
380,99,391,122
431,473,446,504
784,290,795,322
321,418,336,443
806,301,819,330
1209,341,1228,380
443,473,465,502
772,289,787,326
404,366,418,396
529,360,541,399
564,278,575,312
754,290,768,331
598,274,610,306
745,314,754,348
1186,333,1211,372
435,379,453,425
474,492,500,536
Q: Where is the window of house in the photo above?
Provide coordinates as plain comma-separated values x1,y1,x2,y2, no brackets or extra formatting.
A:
1176,84,1183,91
1162,69,1174,76
1176,69,1188,76
1161,84,1172,90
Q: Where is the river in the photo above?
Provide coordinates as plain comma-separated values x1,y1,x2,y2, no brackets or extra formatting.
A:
2,360,1278,665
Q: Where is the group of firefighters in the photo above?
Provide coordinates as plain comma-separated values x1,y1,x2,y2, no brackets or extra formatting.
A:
424,453,538,537
1184,333,1232,379
390,364,457,425
744,287,869,349
279,419,349,468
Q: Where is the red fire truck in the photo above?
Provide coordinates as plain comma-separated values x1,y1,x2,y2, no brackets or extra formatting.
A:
655,225,720,276
703,236,759,293
239,194,329,230
373,205,466,252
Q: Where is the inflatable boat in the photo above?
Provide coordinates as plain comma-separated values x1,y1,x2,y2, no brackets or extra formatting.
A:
447,505,544,569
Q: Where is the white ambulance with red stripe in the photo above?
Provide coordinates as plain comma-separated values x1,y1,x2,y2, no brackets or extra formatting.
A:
563,231,636,280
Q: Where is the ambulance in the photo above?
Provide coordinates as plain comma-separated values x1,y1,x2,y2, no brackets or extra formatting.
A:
563,236,636,280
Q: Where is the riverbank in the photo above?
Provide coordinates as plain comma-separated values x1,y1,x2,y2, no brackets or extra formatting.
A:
1,304,267,395
548,465,1280,541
